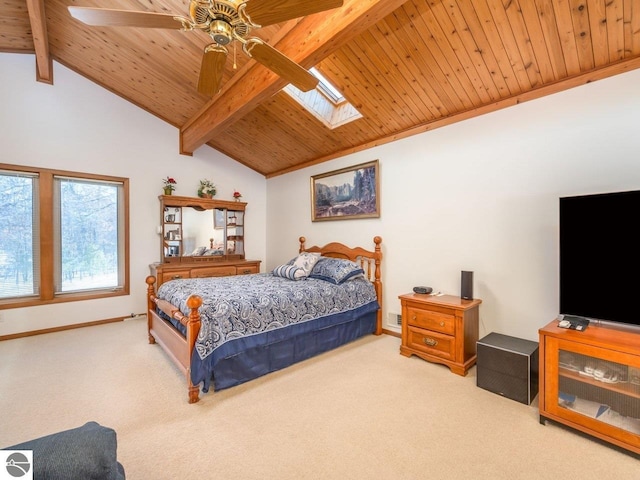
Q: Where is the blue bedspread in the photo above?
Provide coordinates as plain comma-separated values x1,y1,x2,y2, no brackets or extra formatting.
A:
156,273,379,390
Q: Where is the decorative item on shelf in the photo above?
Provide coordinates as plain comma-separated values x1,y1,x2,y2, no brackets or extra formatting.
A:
198,179,216,198
233,190,242,202
163,176,177,195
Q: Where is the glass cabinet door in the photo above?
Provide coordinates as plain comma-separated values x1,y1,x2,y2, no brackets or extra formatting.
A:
555,346,640,436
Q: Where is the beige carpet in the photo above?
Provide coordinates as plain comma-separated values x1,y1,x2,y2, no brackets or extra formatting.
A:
1,318,638,479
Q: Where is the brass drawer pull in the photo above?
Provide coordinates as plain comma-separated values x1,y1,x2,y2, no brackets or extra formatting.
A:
171,275,182,279
440,321,445,327
423,337,438,347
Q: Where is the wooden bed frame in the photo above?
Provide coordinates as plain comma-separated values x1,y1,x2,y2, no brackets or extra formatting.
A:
145,236,383,403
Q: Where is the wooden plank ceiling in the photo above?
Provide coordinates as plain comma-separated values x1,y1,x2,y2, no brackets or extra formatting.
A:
3,0,640,177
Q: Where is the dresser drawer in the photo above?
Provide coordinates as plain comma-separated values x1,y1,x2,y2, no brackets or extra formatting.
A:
406,306,455,335
236,265,259,275
407,326,455,360
191,266,237,277
162,270,191,282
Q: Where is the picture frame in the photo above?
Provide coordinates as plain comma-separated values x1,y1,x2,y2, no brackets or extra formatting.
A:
311,160,380,222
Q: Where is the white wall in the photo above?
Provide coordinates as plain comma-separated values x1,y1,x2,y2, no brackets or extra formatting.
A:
0,53,267,336
267,68,640,341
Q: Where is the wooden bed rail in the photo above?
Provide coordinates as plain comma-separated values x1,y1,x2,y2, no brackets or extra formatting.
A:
146,275,203,403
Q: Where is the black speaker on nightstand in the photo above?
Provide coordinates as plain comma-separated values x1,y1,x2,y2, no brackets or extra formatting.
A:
461,271,473,300
476,332,539,405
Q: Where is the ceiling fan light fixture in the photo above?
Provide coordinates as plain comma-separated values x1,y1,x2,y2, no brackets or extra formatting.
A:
210,19,233,45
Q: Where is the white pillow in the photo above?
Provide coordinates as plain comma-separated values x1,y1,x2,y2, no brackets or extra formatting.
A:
291,252,321,278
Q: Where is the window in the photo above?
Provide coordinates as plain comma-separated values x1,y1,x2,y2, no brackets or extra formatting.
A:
54,176,125,294
0,165,129,308
0,172,39,299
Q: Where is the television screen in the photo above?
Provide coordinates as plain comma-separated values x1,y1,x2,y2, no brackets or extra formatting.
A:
560,190,640,328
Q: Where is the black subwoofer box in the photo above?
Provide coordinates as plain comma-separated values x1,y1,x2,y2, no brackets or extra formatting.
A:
476,332,539,405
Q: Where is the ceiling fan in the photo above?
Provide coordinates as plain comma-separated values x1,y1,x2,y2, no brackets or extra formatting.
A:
68,0,344,96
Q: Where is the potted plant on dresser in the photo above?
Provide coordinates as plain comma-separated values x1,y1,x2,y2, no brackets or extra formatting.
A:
198,179,216,198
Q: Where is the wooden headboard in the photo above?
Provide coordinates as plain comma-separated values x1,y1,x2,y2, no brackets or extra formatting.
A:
299,236,383,335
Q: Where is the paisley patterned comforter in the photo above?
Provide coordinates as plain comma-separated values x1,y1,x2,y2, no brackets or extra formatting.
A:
156,273,379,363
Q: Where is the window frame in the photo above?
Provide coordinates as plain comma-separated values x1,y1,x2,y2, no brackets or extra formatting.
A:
0,164,130,309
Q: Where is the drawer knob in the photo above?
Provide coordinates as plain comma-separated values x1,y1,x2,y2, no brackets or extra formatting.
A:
172,275,182,279
440,321,445,327
423,338,438,347
412,315,417,321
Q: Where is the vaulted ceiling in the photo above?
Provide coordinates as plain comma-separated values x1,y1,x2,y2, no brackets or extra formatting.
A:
3,0,640,177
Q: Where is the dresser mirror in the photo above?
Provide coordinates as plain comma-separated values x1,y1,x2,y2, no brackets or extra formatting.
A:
159,195,246,263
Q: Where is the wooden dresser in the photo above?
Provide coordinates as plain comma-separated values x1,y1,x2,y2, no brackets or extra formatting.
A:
399,293,482,376
150,260,261,287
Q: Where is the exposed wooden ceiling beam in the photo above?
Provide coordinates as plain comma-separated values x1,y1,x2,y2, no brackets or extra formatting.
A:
180,0,409,155
25,0,52,84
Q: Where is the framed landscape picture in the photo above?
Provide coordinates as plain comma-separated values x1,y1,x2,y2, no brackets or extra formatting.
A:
311,160,380,222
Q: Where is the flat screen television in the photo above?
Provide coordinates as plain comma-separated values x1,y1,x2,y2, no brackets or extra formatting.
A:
560,189,640,331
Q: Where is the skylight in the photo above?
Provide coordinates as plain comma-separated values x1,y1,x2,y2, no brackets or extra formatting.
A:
310,68,344,104
283,67,361,129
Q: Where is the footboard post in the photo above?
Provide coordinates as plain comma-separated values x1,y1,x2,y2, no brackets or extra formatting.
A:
373,236,383,335
145,276,157,344
186,295,203,404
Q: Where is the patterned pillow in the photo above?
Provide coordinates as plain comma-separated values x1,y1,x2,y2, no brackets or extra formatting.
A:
272,264,305,280
290,252,322,277
309,257,365,284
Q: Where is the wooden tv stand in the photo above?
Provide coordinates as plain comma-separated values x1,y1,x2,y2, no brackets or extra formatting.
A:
539,320,640,454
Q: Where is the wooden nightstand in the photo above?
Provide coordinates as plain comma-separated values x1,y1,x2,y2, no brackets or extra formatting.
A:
398,293,482,376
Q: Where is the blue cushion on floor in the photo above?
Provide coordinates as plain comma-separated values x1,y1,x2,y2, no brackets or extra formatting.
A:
4,421,125,480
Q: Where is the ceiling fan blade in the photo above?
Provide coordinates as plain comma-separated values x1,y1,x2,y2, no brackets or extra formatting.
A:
245,40,318,92
68,7,184,29
243,0,343,27
198,46,228,96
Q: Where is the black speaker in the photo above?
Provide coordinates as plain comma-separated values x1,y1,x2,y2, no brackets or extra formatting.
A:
477,333,539,405
461,270,473,300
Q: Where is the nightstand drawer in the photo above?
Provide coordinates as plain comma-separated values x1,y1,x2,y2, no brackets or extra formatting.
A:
407,326,454,360
191,266,237,277
406,307,455,335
